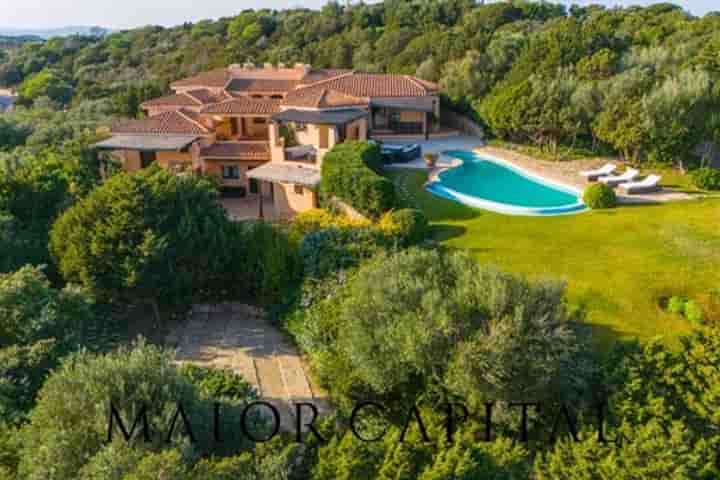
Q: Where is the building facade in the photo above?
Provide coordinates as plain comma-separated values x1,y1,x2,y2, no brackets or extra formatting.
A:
96,63,441,217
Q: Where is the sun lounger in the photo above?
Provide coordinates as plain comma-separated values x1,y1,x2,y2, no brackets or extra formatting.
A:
580,163,616,181
599,168,639,187
618,175,662,194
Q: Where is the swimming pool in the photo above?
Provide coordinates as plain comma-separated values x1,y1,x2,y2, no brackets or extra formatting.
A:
426,150,586,216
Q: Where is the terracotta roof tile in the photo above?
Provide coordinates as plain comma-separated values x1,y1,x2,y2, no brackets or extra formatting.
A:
112,110,211,135
226,78,299,92
199,142,270,159
185,88,230,104
284,88,368,109
295,73,436,98
299,69,353,84
171,68,230,88
200,97,282,115
141,93,201,108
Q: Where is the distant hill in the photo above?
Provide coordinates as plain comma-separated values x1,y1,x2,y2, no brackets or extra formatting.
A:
0,35,42,48
0,26,110,39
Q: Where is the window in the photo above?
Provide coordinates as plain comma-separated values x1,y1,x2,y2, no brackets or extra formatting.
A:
253,118,267,124
249,178,259,194
293,184,304,195
270,94,283,99
140,151,156,168
251,95,263,99
222,165,240,179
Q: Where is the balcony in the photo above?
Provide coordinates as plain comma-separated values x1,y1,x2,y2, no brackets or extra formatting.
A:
283,145,317,165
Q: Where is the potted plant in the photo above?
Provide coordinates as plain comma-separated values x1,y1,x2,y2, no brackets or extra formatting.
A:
424,152,439,168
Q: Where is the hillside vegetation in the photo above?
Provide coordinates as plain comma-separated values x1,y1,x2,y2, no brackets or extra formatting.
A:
0,1,719,167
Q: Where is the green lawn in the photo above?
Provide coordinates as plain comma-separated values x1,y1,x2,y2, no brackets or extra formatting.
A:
389,169,720,349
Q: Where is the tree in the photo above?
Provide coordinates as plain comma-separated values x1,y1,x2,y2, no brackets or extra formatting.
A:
0,154,81,273
50,166,233,319
534,327,720,478
18,68,73,105
18,341,259,480
297,248,595,410
0,265,94,424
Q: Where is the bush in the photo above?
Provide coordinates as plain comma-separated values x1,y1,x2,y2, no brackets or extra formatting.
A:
583,182,617,209
683,300,704,324
298,248,594,407
320,141,397,219
667,296,687,315
691,167,720,191
289,209,370,239
298,226,389,279
50,166,236,312
18,341,261,479
180,364,256,402
380,209,429,246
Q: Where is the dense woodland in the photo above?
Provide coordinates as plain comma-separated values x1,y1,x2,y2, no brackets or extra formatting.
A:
1,1,720,479
1,1,720,165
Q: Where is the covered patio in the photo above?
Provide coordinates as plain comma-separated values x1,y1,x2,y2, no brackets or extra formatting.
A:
246,162,321,218
369,99,436,138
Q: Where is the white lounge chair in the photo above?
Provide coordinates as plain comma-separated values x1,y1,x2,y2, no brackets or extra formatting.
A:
580,163,616,181
599,168,639,187
618,175,662,194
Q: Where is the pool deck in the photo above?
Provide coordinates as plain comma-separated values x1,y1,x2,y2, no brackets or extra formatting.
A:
385,137,693,204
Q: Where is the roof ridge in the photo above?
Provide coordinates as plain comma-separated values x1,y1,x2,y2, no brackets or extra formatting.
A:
294,71,355,92
181,91,204,105
175,109,210,133
404,75,431,93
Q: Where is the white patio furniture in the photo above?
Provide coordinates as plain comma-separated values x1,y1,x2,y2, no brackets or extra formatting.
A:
618,175,662,194
599,168,640,187
579,163,616,181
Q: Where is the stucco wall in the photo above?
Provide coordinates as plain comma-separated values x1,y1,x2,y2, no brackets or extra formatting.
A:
272,183,317,217
157,151,193,170
119,150,141,171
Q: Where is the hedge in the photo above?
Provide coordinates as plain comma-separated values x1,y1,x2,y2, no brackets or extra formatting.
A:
320,141,396,219
583,182,617,209
691,167,720,191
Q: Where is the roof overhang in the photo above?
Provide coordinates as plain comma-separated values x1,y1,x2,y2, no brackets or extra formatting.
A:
94,134,200,151
271,108,367,125
370,99,434,112
246,163,321,188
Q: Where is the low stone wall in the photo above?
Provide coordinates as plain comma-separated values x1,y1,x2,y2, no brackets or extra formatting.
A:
441,110,484,138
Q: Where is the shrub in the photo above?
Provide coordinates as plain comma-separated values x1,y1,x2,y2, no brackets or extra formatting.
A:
290,209,369,239
320,141,396,218
298,248,594,407
298,226,389,279
683,300,704,324
180,364,256,402
50,166,242,312
380,209,429,245
691,167,720,191
18,341,260,479
667,296,687,315
583,183,617,209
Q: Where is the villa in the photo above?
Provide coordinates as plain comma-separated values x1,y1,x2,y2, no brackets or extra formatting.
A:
96,63,443,217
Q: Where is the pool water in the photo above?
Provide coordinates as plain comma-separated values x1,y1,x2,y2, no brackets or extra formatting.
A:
426,150,586,216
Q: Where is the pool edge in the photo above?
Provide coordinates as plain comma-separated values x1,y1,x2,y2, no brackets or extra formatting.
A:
426,150,588,216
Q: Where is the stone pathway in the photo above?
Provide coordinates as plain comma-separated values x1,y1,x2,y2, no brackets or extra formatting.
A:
166,303,329,431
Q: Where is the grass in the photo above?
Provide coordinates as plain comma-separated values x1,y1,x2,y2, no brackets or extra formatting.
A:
388,169,720,349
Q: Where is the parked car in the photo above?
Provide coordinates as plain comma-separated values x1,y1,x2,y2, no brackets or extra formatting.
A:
380,143,423,163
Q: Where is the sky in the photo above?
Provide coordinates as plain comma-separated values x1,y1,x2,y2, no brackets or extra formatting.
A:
0,0,715,30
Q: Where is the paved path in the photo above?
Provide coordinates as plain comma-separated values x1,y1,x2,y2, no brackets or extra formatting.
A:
167,303,329,431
